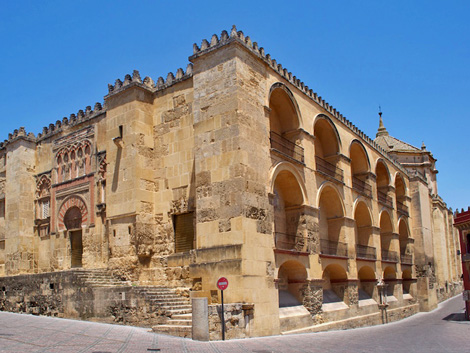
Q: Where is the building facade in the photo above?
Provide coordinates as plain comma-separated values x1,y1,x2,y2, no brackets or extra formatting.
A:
454,208,470,320
0,26,462,338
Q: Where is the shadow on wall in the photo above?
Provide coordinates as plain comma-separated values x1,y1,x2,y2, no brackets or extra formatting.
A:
112,147,121,192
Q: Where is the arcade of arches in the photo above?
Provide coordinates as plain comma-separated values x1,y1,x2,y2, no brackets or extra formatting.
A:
268,81,460,324
0,28,462,339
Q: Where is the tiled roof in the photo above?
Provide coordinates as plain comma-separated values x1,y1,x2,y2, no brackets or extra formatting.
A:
374,116,421,152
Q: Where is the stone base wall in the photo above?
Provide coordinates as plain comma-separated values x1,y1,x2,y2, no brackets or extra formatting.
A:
436,281,463,302
0,271,174,327
296,303,420,334
208,303,254,340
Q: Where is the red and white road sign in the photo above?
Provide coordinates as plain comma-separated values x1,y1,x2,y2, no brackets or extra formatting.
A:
217,277,229,291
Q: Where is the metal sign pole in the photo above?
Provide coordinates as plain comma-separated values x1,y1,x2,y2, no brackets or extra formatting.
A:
216,277,228,341
221,289,225,341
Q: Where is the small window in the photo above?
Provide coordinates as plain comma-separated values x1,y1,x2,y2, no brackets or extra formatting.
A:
466,233,470,254
174,212,195,253
0,199,4,218
40,199,50,219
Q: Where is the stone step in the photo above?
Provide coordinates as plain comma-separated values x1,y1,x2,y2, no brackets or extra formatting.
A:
151,301,190,308
158,307,192,313
163,304,192,309
152,324,192,338
80,278,130,283
168,319,192,325
144,292,185,297
139,290,177,295
171,313,192,320
146,296,187,302
166,308,192,315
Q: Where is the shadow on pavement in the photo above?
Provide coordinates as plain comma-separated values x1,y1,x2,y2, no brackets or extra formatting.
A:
442,312,468,322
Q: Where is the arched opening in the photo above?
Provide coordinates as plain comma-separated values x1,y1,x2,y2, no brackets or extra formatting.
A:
70,151,76,179
383,266,396,279
376,160,392,208
273,169,306,251
402,269,413,295
383,266,397,299
314,117,343,182
319,185,347,257
64,206,83,268
380,211,398,262
322,264,348,309
395,174,408,216
358,266,377,300
64,153,70,181
269,85,304,163
398,219,412,265
278,261,307,307
350,141,372,197
354,202,376,260
84,144,92,174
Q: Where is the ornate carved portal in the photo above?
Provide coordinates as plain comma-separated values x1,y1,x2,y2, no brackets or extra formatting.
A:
64,206,82,230
64,207,83,268
59,197,87,268
57,195,88,231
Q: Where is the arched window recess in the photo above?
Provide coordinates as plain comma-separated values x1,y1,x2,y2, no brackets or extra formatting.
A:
272,167,314,254
375,160,393,209
318,184,348,258
398,218,413,265
350,141,373,197
314,116,344,183
268,83,304,164
379,211,399,263
354,201,376,261
395,174,409,217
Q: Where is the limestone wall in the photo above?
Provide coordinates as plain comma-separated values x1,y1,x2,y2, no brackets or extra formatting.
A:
4,139,36,275
0,271,168,327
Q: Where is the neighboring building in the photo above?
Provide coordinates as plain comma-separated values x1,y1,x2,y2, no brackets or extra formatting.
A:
0,26,462,338
453,208,470,320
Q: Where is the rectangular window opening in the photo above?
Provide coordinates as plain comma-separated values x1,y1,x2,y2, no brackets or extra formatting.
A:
174,212,195,253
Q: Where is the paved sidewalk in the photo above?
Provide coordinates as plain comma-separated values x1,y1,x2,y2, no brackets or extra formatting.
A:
0,295,468,352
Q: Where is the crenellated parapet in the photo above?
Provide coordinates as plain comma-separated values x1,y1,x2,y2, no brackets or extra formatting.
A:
106,65,193,97
0,102,106,149
36,102,105,142
0,127,36,149
191,25,409,177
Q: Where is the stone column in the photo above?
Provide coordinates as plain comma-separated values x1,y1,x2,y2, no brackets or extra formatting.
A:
301,279,324,322
345,280,359,307
192,297,209,341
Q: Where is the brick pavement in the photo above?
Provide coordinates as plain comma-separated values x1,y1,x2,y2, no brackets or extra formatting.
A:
0,295,468,353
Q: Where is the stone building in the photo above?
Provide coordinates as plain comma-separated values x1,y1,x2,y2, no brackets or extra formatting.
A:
0,26,462,338
453,208,470,320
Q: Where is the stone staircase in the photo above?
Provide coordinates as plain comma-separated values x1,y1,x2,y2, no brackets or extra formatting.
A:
72,268,132,287
72,269,193,337
136,287,192,338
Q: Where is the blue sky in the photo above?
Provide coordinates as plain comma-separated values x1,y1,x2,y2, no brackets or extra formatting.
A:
1,1,469,210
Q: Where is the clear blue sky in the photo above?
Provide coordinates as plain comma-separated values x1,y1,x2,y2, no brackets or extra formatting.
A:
1,1,469,210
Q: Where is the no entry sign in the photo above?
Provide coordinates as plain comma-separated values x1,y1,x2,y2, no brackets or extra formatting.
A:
217,277,229,291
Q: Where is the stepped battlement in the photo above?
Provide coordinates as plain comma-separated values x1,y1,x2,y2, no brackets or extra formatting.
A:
191,25,408,176
106,64,193,97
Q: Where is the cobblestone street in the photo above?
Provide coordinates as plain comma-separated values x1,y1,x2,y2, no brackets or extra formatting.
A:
0,295,468,353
